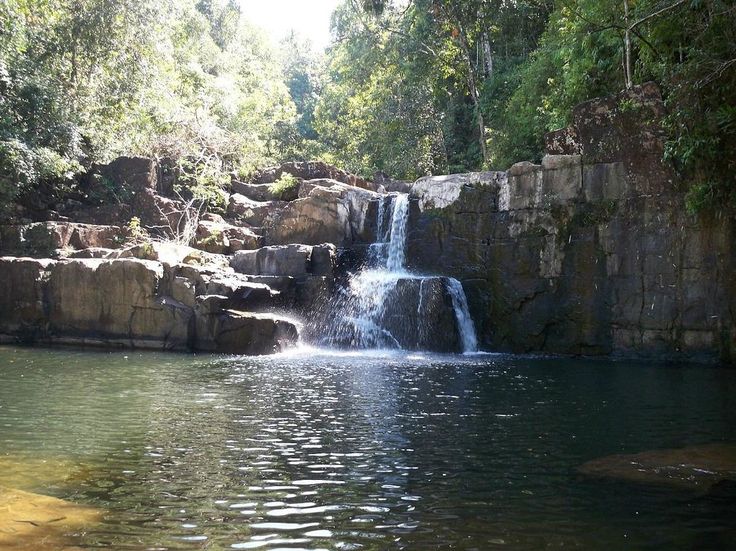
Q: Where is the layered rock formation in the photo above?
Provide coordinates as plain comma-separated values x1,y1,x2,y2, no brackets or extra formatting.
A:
0,250,300,354
406,84,735,363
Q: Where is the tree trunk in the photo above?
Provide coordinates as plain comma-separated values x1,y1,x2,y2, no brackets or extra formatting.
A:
455,24,488,166
624,0,633,89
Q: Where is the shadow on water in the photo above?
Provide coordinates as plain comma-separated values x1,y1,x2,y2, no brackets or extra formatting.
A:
0,345,735,549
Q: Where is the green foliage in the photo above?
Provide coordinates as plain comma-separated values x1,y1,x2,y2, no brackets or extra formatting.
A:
126,216,149,243
647,0,736,212
1,0,732,216
269,173,299,199
0,139,81,214
0,0,310,216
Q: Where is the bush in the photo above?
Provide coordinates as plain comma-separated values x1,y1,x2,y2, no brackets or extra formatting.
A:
0,139,81,216
269,173,299,199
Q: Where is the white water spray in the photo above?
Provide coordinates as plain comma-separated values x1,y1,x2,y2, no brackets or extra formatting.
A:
325,192,478,353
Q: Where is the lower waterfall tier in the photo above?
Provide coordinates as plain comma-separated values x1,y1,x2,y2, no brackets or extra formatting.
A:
322,272,477,353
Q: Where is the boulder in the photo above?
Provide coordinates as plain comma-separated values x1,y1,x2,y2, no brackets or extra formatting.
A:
193,220,262,254
131,188,186,230
232,180,296,202
193,307,298,354
265,183,379,247
296,178,344,198
227,194,286,226
411,171,504,212
230,243,336,279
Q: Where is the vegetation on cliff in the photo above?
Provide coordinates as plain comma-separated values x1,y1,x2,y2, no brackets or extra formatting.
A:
0,0,734,214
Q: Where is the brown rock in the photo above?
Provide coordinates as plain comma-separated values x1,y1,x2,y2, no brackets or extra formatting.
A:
0,486,102,551
265,183,379,247
578,443,736,491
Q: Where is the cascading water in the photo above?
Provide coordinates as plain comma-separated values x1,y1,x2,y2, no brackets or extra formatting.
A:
324,193,478,353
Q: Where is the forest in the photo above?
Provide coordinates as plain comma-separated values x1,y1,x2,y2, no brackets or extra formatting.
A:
1,0,734,215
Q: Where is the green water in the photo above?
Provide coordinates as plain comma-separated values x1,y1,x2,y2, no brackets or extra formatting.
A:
0,346,735,550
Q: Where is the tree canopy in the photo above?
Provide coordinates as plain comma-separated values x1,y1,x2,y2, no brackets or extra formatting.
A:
0,0,734,213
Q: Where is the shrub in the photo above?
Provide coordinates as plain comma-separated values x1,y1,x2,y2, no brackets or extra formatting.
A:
0,139,81,216
269,173,299,199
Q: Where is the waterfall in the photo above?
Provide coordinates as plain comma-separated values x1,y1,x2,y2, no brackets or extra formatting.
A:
323,192,478,353
446,278,479,353
385,194,409,272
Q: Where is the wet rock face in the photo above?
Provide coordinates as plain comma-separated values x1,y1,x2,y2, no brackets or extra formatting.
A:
380,277,461,352
0,256,299,354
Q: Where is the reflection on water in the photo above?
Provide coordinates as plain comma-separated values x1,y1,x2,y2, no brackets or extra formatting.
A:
0,345,735,550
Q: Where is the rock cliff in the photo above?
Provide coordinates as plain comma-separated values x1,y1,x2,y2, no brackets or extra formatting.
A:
406,84,735,363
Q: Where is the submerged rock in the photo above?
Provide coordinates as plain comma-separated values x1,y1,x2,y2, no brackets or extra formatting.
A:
578,443,736,491
0,486,102,550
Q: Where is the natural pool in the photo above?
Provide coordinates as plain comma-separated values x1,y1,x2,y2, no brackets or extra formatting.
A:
0,346,735,550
